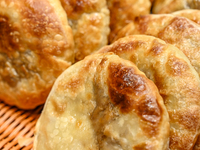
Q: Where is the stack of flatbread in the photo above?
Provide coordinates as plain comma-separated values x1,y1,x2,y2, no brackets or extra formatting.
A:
1,0,200,149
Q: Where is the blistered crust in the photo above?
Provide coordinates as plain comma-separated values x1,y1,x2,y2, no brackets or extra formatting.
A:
107,0,151,43
60,0,110,61
34,53,169,150
114,14,200,79
152,0,200,14
172,9,200,25
108,63,163,139
0,0,74,109
98,35,200,149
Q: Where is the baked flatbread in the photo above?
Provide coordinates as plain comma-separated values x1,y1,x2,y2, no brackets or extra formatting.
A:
172,9,200,150
98,35,200,149
106,0,151,43
60,0,110,61
0,0,74,109
152,0,200,14
172,9,200,25
114,14,200,79
34,53,169,150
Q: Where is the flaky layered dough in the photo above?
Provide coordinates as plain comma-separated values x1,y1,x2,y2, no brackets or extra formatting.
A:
34,53,169,150
114,14,200,78
152,0,200,14
171,9,200,149
98,35,200,149
60,0,110,61
172,9,200,25
106,0,151,43
0,0,74,109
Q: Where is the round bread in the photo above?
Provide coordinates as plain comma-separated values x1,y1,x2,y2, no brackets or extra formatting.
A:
60,0,110,61
152,0,200,14
0,0,74,109
114,14,200,79
34,53,169,150
98,35,200,149
107,0,151,43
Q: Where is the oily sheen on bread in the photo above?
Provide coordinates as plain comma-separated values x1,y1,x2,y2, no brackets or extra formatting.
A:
152,0,200,14
171,10,200,149
60,0,110,61
106,0,151,43
114,14,200,78
172,9,200,25
98,35,200,149
34,53,169,150
0,0,74,109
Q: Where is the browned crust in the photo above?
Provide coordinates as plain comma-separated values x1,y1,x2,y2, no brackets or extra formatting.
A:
152,0,200,14
172,9,200,25
114,14,200,79
107,0,151,43
34,52,169,149
0,0,74,109
60,0,110,61
98,35,200,149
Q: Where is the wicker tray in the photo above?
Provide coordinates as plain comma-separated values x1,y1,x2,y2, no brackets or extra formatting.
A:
0,101,43,150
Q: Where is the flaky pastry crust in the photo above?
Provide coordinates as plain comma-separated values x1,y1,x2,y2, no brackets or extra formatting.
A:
60,0,110,61
0,0,74,109
152,0,200,14
98,35,200,149
114,14,200,79
106,0,151,43
34,53,169,150
172,9,200,25
171,9,200,150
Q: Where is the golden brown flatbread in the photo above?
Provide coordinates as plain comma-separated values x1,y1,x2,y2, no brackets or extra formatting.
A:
152,0,200,14
0,0,74,109
172,9,200,25
114,14,200,79
34,53,169,150
98,35,200,149
60,0,110,61
106,0,151,43
172,10,200,149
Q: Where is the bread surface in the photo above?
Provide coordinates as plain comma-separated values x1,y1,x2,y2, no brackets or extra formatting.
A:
60,0,110,61
34,52,169,150
98,35,200,149
152,0,200,14
107,0,151,43
171,9,200,150
114,14,200,79
172,9,200,25
0,0,74,109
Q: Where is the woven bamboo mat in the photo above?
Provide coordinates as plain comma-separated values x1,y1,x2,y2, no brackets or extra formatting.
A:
0,101,43,150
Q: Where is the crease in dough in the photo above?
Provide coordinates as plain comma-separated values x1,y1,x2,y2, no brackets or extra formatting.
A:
113,14,200,79
34,52,169,150
98,35,200,149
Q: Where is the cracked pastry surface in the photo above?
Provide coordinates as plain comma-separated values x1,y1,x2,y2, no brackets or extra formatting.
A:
106,0,151,43
34,53,169,150
152,0,200,14
172,9,200,25
0,0,74,109
98,35,200,149
114,14,200,79
60,0,110,61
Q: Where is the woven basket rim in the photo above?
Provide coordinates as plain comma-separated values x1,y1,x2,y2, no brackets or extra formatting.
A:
0,100,43,150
